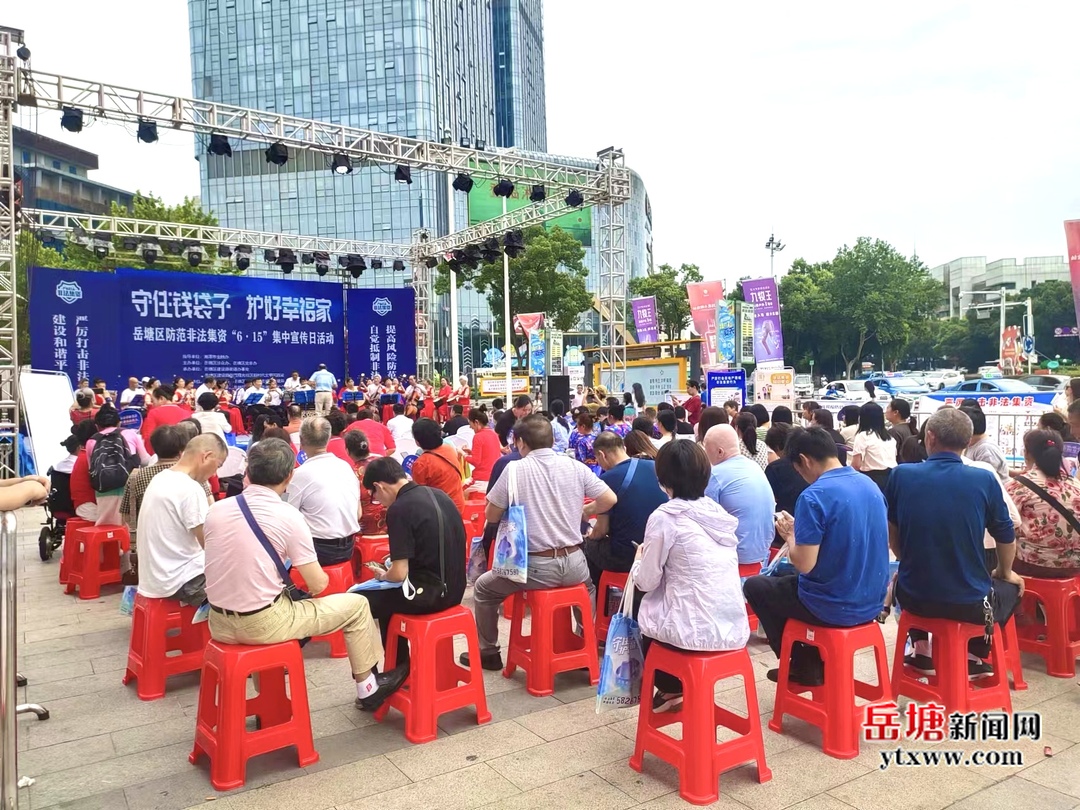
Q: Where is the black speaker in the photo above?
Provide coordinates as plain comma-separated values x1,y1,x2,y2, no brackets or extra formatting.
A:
546,375,571,411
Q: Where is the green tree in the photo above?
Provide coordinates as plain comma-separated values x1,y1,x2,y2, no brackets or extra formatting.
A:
435,225,591,338
15,231,86,367
627,262,703,341
777,259,841,371
1017,279,1076,362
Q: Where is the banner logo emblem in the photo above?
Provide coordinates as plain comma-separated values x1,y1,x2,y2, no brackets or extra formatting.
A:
56,281,83,305
372,297,393,317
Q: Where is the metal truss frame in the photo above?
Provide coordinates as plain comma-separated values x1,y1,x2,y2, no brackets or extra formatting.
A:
0,33,19,479
597,149,628,392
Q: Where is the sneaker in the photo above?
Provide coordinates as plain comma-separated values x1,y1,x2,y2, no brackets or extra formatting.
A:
459,650,504,671
652,691,683,713
903,654,936,675
967,659,993,680
355,664,409,712
767,664,824,687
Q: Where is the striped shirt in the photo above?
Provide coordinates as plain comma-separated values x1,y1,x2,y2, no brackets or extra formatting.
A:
487,448,612,551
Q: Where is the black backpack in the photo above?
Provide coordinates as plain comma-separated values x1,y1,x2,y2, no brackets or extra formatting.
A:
89,431,138,492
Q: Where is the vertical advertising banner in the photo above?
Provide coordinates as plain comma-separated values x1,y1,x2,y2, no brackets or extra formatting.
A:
1000,325,1020,375
631,296,660,343
548,330,564,375
716,301,737,366
29,267,121,388
741,278,785,366
686,281,725,367
346,288,417,380
1066,220,1080,338
117,269,345,386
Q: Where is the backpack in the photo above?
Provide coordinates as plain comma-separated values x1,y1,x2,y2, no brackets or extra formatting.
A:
89,431,138,492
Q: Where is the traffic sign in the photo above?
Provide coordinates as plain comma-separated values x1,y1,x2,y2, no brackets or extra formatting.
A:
1048,360,1060,370
1022,336,1035,355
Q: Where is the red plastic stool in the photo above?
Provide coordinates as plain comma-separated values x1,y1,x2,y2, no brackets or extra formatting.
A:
1016,576,1080,678
374,606,492,743
65,524,130,600
122,594,210,700
189,639,318,791
595,570,629,642
891,613,1012,715
503,585,599,697
289,562,355,658
738,563,762,632
999,615,1028,690
352,534,390,582
769,621,892,759
631,645,772,805
58,517,92,584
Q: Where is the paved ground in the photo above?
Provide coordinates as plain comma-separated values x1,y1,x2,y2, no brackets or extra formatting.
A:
11,505,1080,810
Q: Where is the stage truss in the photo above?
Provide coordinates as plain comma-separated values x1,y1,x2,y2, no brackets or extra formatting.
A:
0,28,632,477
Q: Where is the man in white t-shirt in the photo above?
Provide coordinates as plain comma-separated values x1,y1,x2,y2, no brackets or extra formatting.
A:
136,434,226,605
195,376,216,402
386,402,417,455
284,371,302,393
119,377,143,407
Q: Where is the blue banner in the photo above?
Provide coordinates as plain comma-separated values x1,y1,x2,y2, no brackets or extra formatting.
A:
116,268,345,386
347,288,417,380
706,369,747,408
28,267,121,388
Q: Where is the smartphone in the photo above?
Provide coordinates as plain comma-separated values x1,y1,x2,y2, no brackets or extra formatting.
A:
365,561,388,574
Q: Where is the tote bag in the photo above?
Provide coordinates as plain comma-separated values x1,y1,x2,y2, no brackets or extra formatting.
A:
491,462,528,583
596,568,644,712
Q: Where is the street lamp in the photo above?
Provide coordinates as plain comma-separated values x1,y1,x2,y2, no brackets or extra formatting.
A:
765,233,785,278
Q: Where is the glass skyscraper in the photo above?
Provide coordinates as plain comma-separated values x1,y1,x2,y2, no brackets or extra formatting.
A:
492,0,547,151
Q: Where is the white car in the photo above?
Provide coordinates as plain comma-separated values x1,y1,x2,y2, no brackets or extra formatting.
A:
923,370,964,390
813,380,890,402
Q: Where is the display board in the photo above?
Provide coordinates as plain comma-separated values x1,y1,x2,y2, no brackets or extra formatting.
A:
706,369,747,409
595,358,686,405
345,287,417,381
919,391,1057,465
752,367,796,415
20,369,75,476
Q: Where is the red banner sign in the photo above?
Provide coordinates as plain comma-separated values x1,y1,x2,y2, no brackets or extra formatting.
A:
686,281,725,367
1067,220,1080,338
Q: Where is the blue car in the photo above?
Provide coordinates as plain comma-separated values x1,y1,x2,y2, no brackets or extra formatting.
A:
867,375,929,398
939,378,1037,395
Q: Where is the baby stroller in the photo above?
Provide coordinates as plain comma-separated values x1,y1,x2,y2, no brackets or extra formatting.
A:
39,466,74,562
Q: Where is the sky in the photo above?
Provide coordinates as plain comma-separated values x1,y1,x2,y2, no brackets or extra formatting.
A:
10,1,1080,292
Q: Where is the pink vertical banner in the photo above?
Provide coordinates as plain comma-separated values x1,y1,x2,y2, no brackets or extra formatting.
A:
1067,221,1080,336
686,281,725,367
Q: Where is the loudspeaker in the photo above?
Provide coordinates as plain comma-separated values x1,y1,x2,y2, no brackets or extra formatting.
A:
546,375,571,411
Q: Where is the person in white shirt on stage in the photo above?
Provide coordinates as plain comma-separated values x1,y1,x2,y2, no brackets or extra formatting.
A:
386,402,417,456
243,379,266,406
285,417,361,567
311,364,339,416
265,378,284,408
191,393,234,444
119,377,143,407
284,371,302,394
194,376,216,402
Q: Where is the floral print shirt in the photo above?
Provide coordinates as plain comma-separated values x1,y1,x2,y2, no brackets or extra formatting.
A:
569,429,601,476
1004,470,1080,570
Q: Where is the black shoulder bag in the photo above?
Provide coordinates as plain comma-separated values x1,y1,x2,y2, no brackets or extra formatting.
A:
402,487,448,611
1014,475,1080,534
236,493,312,602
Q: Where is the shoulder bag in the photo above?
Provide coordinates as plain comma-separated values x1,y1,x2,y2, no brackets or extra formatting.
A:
236,493,311,602
402,487,449,610
1013,475,1080,535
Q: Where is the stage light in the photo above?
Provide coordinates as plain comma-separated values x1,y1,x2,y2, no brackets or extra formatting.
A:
120,236,139,251
315,251,330,276
424,256,439,269
475,138,487,151
163,240,184,256
463,245,482,270
316,263,329,277
459,137,472,149
137,120,158,144
301,252,315,265
481,236,501,262
565,189,585,207
217,244,232,259
452,173,474,193
278,249,297,273
61,107,83,133
235,245,252,270
338,255,350,268
91,234,111,258
493,179,515,198
140,241,159,266
394,165,412,184
265,142,288,165
350,267,363,279
331,154,353,175
187,247,204,267
264,249,278,263
504,230,525,259
208,133,233,157
370,258,383,270
440,130,453,145
529,184,546,203
447,258,462,274
17,45,30,61
393,259,406,272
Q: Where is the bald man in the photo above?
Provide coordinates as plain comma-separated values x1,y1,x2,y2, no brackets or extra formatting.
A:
703,424,775,567
136,433,227,605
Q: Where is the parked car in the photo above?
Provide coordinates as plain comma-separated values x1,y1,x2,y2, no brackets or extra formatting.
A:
924,369,964,390
1006,374,1069,392
814,380,891,402
939,378,1038,395
866,374,930,399
794,373,814,398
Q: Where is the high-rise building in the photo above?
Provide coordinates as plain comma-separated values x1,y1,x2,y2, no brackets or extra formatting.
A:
930,256,1069,318
492,0,547,151
14,126,133,216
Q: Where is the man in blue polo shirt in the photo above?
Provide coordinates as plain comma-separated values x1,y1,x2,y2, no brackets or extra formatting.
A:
585,431,669,586
310,364,338,417
886,407,1022,676
744,427,889,686
703,424,775,567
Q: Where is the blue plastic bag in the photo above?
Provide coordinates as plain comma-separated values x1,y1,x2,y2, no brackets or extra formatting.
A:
466,536,487,586
761,547,796,578
492,464,528,583
597,571,643,712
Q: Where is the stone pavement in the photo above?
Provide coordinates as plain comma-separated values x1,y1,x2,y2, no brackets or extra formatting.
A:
10,505,1080,810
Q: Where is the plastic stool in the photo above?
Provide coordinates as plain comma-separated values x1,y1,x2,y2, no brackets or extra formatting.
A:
58,517,92,584
352,534,390,582
769,621,892,759
122,594,210,700
999,615,1028,690
503,585,599,697
189,639,318,791
595,570,629,642
738,563,762,632
289,562,355,658
891,613,1011,715
65,524,130,600
374,606,492,743
1017,576,1080,678
631,645,772,805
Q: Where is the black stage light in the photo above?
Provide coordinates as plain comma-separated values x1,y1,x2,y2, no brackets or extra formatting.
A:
301,252,315,265
278,248,296,273
235,245,252,270
565,189,585,207
93,243,109,258
265,142,288,165
440,130,453,145
452,173,474,193
16,45,30,61
459,137,472,149
394,165,412,184
60,107,83,133
316,263,329,277
370,258,383,270
137,120,158,143
463,245,483,269
480,236,502,262
424,256,438,269
338,255,350,268
447,258,462,274
504,230,525,259
208,133,233,157
529,184,546,203
331,154,353,175
141,246,158,265
314,251,330,276
217,244,232,258
120,236,139,251
474,138,487,151
493,179,515,198
350,267,363,279
187,248,204,267
264,249,278,263
163,240,184,256
393,259,406,271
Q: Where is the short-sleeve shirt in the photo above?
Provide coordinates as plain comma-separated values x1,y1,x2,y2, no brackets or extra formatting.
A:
487,448,611,550
136,469,210,599
852,431,898,471
683,394,702,425
204,484,319,613
795,466,890,625
705,455,776,565
410,444,466,514
599,458,669,555
385,483,466,605
285,452,361,539
344,418,395,456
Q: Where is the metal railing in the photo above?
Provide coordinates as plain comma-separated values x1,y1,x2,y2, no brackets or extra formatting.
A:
1,511,49,810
